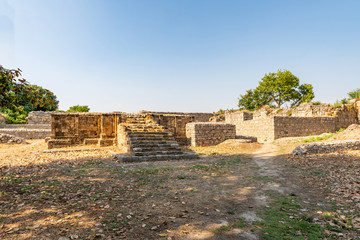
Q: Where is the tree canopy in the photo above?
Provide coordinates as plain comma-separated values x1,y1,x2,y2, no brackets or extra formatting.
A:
0,65,59,123
67,105,90,112
238,70,314,110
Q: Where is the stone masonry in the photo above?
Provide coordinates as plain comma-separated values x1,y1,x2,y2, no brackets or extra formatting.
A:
27,111,52,124
116,115,197,162
225,101,360,143
186,122,236,147
47,112,200,149
0,111,51,139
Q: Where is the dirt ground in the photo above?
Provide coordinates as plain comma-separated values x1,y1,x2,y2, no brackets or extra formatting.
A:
0,139,359,239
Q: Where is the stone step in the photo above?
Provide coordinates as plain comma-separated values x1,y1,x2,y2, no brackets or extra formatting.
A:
115,152,199,162
131,141,179,146
131,142,180,148
132,146,180,152
84,138,99,145
133,150,183,156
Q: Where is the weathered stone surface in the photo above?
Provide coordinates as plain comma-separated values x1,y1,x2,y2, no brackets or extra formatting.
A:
225,101,360,143
47,112,197,150
138,111,213,122
186,122,236,147
27,111,52,124
292,140,360,155
0,133,25,144
0,129,50,139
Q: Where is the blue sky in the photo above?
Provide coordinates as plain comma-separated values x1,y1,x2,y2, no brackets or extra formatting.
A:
1,0,360,112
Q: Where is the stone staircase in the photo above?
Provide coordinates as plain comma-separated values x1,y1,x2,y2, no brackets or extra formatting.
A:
115,116,197,162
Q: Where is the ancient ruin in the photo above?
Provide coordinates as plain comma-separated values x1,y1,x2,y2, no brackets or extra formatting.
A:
225,101,360,142
0,111,51,139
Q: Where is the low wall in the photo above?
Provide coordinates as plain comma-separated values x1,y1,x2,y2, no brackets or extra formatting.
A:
0,124,51,129
139,111,213,122
225,111,274,142
292,140,360,155
186,122,236,147
274,116,336,139
48,112,196,148
27,111,52,124
0,129,50,139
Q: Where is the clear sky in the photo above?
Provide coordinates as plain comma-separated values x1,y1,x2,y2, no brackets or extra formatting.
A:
1,0,360,112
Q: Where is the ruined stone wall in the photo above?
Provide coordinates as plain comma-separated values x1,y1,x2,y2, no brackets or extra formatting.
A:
225,111,275,142
48,112,195,148
139,111,213,122
0,124,51,129
27,111,52,124
186,122,236,147
150,114,194,145
273,116,336,139
0,129,50,139
48,113,117,148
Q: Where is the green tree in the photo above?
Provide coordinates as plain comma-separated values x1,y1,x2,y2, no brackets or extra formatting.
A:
67,105,90,112
0,65,28,110
347,88,360,100
0,65,59,123
238,70,314,110
20,84,59,112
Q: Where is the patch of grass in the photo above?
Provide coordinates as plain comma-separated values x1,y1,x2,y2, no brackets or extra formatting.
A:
126,167,172,175
214,225,231,233
326,224,343,233
300,128,345,143
233,218,248,228
252,176,277,182
257,193,327,240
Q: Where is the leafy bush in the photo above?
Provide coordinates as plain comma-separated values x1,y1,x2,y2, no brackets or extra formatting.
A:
348,88,360,100
67,105,90,112
3,107,27,124
0,65,59,123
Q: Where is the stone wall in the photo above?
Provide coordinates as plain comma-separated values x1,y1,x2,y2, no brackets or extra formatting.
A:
273,116,336,139
138,111,213,122
0,129,50,139
0,124,51,129
186,122,236,147
292,140,360,155
225,111,275,142
48,112,196,148
150,114,195,145
27,111,52,124
48,113,117,148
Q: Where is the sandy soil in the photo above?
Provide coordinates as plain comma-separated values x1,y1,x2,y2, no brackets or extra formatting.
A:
0,139,359,239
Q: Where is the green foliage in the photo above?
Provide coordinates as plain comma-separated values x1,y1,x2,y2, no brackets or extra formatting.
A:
333,98,349,108
20,85,59,112
256,193,326,239
0,65,59,123
0,66,27,109
238,70,315,110
347,88,360,100
312,101,321,105
67,105,90,112
299,128,345,143
3,107,27,124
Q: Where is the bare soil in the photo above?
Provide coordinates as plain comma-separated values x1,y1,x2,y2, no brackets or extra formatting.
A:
0,139,359,239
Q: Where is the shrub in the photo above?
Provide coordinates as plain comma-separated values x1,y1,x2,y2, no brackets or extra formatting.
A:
67,105,90,112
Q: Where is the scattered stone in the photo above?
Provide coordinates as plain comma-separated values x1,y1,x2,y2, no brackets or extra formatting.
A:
0,133,26,144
